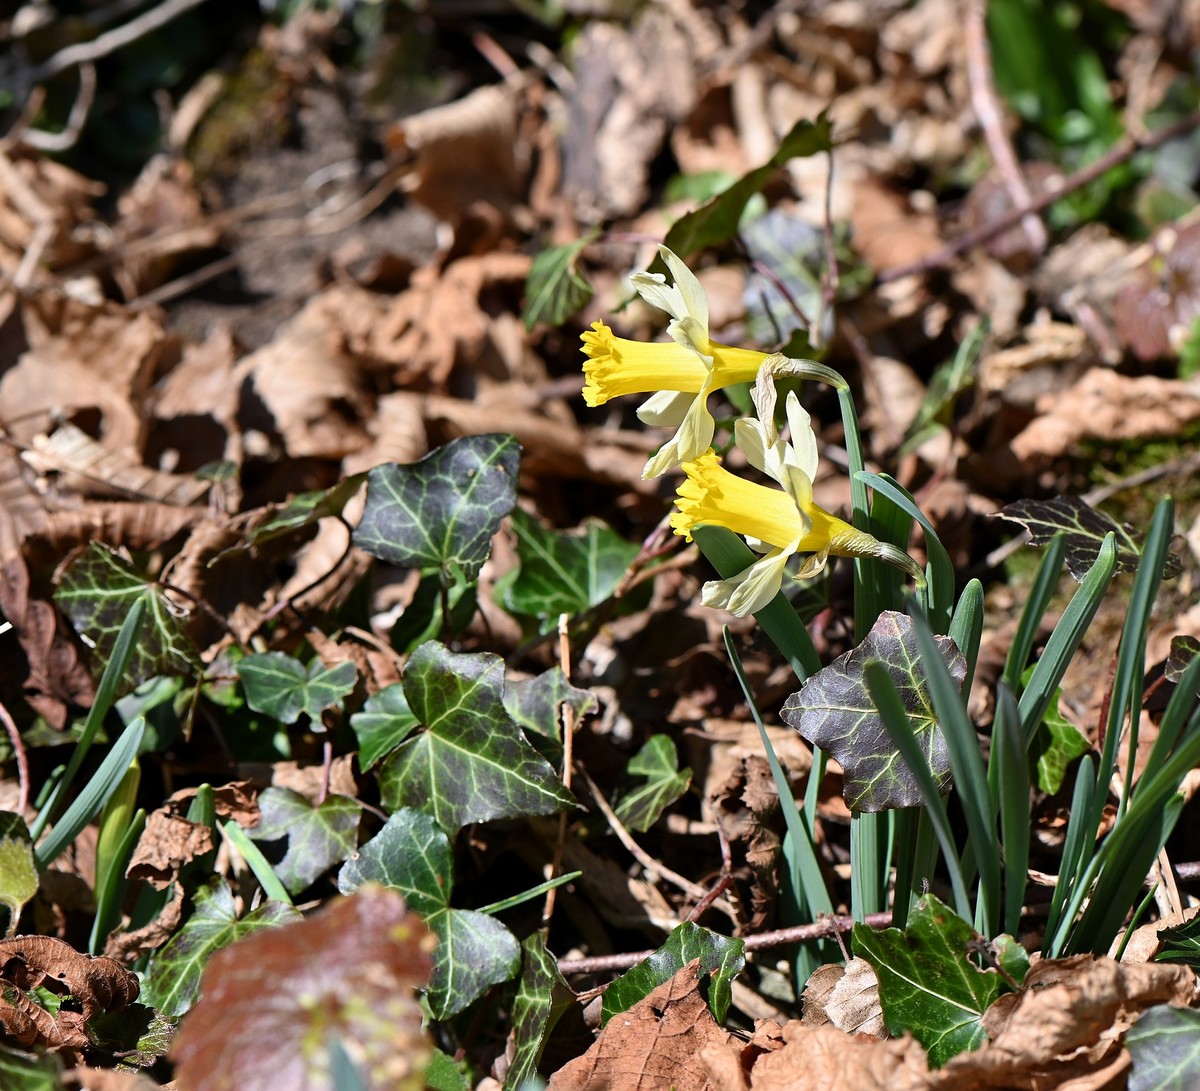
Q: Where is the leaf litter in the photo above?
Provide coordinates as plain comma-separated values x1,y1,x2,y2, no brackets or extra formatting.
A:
1,0,1200,1088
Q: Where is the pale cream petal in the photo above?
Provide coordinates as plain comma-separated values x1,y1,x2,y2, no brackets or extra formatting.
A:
701,549,792,617
784,392,819,481
642,438,683,479
735,416,789,483
795,547,831,580
659,245,709,329
666,314,712,361
637,389,694,427
630,269,686,321
782,463,815,519
672,388,716,464
751,366,780,444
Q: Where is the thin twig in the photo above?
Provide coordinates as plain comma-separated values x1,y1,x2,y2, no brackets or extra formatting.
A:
18,62,97,153
0,697,29,815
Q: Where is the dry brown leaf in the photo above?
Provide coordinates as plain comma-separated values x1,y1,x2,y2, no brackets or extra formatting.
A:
823,958,885,1037
66,1069,163,1091
104,883,185,963
548,963,735,1091
746,1022,931,1091
851,178,944,274
127,813,215,892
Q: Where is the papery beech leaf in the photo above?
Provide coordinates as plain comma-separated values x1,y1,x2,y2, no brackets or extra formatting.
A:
523,233,597,330
249,788,362,895
376,641,575,834
0,812,38,935
352,435,519,582
237,652,357,725
998,495,1181,582
54,542,200,689
853,894,1004,1068
503,666,597,763
172,886,434,1091
612,735,692,833
141,879,300,1017
338,810,521,1019
507,932,578,1091
780,611,965,812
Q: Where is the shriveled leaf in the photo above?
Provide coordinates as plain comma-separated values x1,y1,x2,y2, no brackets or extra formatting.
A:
523,233,597,329
54,542,199,688
249,788,362,895
350,684,419,771
780,611,966,812
338,810,521,1019
376,642,575,835
503,510,639,627
0,812,37,936
663,115,833,259
507,932,577,1091
237,653,357,725
141,879,300,1017
172,887,433,1091
998,496,1181,582
612,735,692,832
1126,1004,1200,1091
504,667,597,763
600,921,744,1026
0,1046,60,1090
352,435,520,582
853,894,1004,1068
245,474,368,547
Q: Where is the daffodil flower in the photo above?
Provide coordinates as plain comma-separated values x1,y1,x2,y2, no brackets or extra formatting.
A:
581,245,770,479
670,393,920,616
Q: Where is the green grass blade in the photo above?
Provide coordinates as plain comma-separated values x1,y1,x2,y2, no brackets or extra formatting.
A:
993,684,1029,937
89,808,145,955
948,579,984,697
1043,755,1096,956
218,819,293,906
1003,534,1066,691
850,812,887,919
478,871,583,915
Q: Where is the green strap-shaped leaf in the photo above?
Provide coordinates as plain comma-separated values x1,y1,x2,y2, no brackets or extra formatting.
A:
141,879,300,1017
237,652,357,725
781,611,966,812
338,809,521,1019
248,787,362,895
612,735,692,833
377,641,575,834
54,542,200,688
523,232,597,329
853,894,1004,1068
352,435,520,582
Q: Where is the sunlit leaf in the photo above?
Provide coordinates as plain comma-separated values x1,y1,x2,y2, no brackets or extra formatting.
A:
0,812,37,936
523,232,597,329
780,611,966,812
237,653,357,725
171,887,433,1091
350,684,419,771
612,735,692,832
998,496,1181,582
507,932,577,1090
352,435,520,582
249,788,362,895
1155,915,1200,966
142,879,300,1017
376,641,575,835
245,474,368,547
338,810,520,1019
87,1003,175,1068
55,542,199,688
504,666,597,763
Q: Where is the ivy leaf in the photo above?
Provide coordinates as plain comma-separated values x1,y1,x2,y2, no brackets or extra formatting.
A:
350,684,419,771
377,641,575,835
663,114,833,259
1024,672,1089,796
1126,1005,1200,1090
504,667,597,764
171,886,433,1091
237,652,357,725
502,510,640,627
87,1003,174,1068
523,232,597,330
780,611,966,812
601,921,744,1026
338,810,521,1019
141,879,300,1017
0,812,37,936
352,435,520,582
853,894,1005,1068
54,542,199,689
613,735,692,833
1166,635,1200,689
998,495,1181,582
507,932,578,1091
244,474,368,547
249,788,362,895
1155,915,1200,965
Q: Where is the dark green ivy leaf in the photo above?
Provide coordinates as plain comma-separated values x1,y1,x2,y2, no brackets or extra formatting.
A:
998,495,1181,582
780,611,966,812
54,542,200,689
506,932,578,1091
612,735,692,833
87,1003,175,1068
601,920,744,1026
244,474,367,547
237,652,357,725
350,683,419,771
377,641,575,835
853,894,1005,1068
504,666,597,764
352,435,520,582
523,231,597,330
1166,635,1200,690
249,787,362,895
338,809,521,1019
1125,1004,1200,1091
1155,914,1200,966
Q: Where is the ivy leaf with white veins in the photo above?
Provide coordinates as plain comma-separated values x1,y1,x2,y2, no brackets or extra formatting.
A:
613,735,692,833
503,666,597,764
522,232,597,330
377,641,575,835
998,495,1181,582
248,788,362,895
352,435,520,583
237,652,357,725
780,611,966,813
338,809,520,1019
350,684,420,771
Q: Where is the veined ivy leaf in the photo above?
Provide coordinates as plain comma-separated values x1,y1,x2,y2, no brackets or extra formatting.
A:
248,788,362,895
663,114,833,260
237,652,357,725
507,932,578,1091
338,809,520,1019
504,667,597,764
171,887,433,1091
351,684,419,771
352,435,520,582
54,542,199,688
377,641,575,835
612,735,692,833
780,611,965,812
244,474,368,547
1022,667,1089,796
502,509,640,627
998,495,1181,582
1155,915,1200,965
1166,635,1200,689
87,1003,175,1068
142,879,300,1017
523,231,597,330
0,812,37,936
600,921,744,1026
853,894,1005,1068
1126,1004,1200,1091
